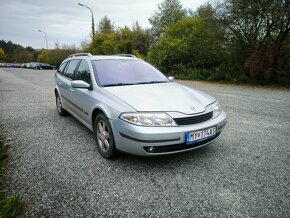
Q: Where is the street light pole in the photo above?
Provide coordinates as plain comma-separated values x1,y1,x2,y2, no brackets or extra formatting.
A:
38,30,48,50
78,3,95,40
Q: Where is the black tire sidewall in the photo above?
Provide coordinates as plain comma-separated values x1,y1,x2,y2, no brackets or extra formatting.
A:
55,92,66,116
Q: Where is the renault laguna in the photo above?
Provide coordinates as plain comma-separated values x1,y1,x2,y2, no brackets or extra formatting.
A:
54,53,227,158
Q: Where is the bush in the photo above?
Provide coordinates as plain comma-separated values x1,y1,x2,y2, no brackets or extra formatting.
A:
0,136,23,217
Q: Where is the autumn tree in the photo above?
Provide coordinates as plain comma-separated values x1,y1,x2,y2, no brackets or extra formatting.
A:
0,48,7,61
216,0,290,83
37,49,49,63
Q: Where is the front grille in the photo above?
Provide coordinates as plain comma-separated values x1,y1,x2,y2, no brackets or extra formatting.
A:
173,111,213,126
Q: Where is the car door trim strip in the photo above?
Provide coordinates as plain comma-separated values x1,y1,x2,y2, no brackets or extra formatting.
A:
61,95,88,115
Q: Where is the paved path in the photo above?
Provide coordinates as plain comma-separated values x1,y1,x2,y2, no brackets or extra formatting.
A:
0,68,289,217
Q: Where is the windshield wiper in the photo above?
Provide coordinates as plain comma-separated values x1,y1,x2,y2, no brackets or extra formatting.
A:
134,81,168,85
103,81,168,87
103,83,135,87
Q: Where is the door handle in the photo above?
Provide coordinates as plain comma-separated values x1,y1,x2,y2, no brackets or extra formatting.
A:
58,81,62,86
70,88,74,93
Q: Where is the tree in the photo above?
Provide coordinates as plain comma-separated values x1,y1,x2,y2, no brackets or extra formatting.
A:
97,16,115,34
47,43,78,67
216,0,290,83
90,32,119,54
0,48,7,61
37,49,49,63
90,20,151,56
12,47,34,63
0,40,36,63
149,0,187,39
147,16,226,79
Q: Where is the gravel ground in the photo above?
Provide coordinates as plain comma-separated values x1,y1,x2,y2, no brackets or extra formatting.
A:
0,68,289,217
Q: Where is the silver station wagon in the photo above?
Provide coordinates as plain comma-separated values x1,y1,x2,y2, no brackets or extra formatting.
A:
54,53,227,158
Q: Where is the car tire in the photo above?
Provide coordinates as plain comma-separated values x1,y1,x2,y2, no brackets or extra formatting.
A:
94,113,117,159
55,92,67,116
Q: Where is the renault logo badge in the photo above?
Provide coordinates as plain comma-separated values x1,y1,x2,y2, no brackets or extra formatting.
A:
190,106,197,111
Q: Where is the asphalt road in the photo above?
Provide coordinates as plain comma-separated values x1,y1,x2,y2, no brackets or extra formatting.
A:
0,68,289,217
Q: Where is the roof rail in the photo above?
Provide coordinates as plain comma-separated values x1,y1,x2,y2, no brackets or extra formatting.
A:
68,53,92,58
115,54,137,58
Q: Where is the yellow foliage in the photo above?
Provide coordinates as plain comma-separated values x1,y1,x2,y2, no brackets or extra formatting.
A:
37,49,49,63
0,48,7,61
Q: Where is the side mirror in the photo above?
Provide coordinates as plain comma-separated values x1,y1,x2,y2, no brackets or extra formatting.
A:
168,76,175,82
71,80,90,89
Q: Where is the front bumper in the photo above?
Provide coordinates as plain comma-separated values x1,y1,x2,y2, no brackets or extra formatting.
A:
110,111,227,156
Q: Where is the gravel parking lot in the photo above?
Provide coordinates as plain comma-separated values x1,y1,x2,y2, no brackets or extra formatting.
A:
0,68,289,217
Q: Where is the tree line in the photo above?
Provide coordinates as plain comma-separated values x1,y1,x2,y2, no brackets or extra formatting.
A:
1,0,289,86
84,0,290,86
0,40,78,67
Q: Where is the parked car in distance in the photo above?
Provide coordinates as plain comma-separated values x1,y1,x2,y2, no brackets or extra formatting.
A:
40,63,56,70
54,53,227,159
1,62,56,69
30,62,40,69
21,63,31,68
13,63,21,68
31,62,56,70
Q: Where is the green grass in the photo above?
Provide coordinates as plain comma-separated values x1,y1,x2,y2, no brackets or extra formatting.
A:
0,136,23,218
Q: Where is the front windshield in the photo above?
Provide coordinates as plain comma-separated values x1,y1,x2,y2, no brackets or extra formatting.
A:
93,60,169,87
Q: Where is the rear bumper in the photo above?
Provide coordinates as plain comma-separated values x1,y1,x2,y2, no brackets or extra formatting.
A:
110,111,227,156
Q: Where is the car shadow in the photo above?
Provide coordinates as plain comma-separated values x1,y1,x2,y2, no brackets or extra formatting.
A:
115,145,217,168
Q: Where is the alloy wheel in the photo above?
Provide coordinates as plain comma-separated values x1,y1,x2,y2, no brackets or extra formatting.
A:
56,94,62,113
97,120,111,152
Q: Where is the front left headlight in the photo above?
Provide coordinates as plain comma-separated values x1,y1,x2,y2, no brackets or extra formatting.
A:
212,101,222,118
119,112,177,127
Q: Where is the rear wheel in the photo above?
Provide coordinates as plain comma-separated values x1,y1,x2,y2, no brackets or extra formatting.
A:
55,92,67,116
94,113,117,159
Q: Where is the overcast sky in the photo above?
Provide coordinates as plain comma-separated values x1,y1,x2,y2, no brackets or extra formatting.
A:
0,0,206,49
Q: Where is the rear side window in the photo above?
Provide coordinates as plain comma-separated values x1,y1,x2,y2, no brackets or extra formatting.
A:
57,62,67,75
75,60,91,84
64,59,79,79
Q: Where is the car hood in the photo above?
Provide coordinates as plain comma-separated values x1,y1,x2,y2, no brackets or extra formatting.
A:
104,82,215,114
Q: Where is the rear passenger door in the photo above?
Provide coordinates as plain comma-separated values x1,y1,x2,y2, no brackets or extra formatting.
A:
59,59,80,112
70,60,92,124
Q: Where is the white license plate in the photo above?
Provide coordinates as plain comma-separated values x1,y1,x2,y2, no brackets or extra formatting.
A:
186,127,216,144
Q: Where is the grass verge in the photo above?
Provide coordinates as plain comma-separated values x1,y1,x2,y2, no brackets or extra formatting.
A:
0,135,23,217
177,79,290,91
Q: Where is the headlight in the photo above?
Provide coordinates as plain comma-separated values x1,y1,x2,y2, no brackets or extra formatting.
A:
119,112,177,127
212,101,222,118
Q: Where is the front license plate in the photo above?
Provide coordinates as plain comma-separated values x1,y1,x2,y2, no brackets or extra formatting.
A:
186,127,216,145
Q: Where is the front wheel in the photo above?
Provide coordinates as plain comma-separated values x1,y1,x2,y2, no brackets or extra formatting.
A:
94,114,117,159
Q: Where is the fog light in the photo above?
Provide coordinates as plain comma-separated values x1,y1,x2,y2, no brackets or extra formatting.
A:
148,146,155,152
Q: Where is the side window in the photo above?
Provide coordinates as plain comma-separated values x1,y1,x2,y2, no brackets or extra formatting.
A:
64,59,79,79
57,62,67,75
75,60,91,84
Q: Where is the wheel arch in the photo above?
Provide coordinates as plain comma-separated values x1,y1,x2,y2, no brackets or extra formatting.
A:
91,107,108,131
